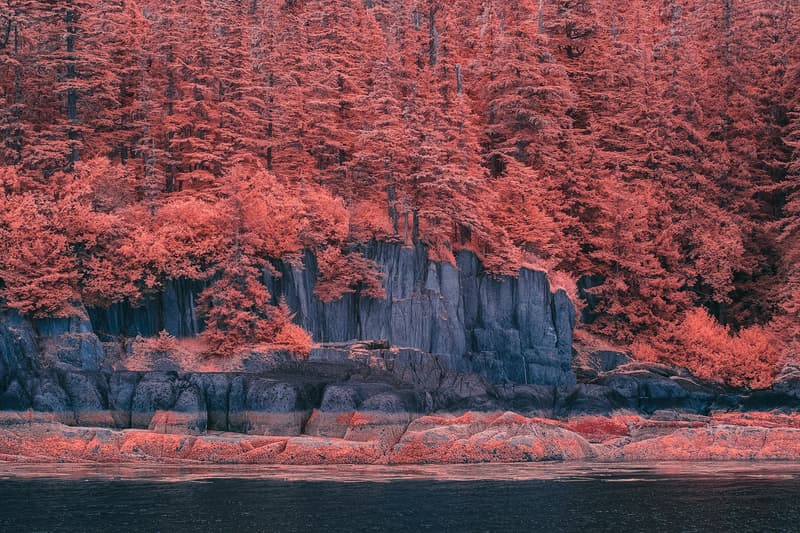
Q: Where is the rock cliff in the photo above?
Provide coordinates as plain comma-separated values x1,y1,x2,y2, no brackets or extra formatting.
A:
267,243,575,386
5,242,800,465
88,242,577,387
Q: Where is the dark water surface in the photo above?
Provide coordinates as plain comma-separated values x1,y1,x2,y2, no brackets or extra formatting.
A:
1,462,799,532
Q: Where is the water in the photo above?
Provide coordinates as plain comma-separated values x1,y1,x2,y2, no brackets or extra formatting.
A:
1,462,799,532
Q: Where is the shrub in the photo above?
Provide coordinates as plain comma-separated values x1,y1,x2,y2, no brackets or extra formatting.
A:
633,308,782,389
314,247,385,303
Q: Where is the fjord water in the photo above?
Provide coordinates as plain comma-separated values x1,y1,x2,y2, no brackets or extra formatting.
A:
1,463,799,532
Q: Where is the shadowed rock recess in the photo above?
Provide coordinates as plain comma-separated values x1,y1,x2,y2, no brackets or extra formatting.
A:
4,242,800,464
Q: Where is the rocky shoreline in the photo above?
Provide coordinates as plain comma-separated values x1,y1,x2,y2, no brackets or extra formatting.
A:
4,411,800,464
4,244,800,466
5,315,800,465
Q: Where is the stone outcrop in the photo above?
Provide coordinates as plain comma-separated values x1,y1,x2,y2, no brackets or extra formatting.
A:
86,242,576,387
86,279,204,339
0,311,38,388
6,411,800,464
387,412,595,463
267,243,575,386
4,320,800,440
2,358,798,443
4,242,800,465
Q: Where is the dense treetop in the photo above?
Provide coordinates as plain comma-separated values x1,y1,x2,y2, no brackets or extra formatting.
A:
0,0,797,385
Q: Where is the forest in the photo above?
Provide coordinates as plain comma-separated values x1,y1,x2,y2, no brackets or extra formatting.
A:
0,0,798,388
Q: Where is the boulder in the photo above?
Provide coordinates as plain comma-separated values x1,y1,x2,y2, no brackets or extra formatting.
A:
388,411,594,464
305,385,360,438
278,436,382,465
190,373,230,431
344,391,413,451
40,333,105,371
244,379,312,436
108,372,139,427
31,377,74,424
62,372,114,427
149,386,207,435
228,376,248,433
596,364,719,414
130,373,178,428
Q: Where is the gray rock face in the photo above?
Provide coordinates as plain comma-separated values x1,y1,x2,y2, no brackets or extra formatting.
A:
594,350,633,373
240,379,317,435
130,373,179,428
86,242,576,387
87,279,205,339
575,349,634,381
32,378,73,423
0,380,31,411
594,363,722,414
0,241,591,437
108,372,139,427
0,351,796,438
33,314,93,337
62,372,114,426
0,311,38,389
773,363,800,398
40,334,105,372
496,385,557,417
391,349,448,391
228,376,248,433
555,384,631,416
268,243,576,386
149,386,207,435
319,385,360,413
190,373,230,431
305,384,417,439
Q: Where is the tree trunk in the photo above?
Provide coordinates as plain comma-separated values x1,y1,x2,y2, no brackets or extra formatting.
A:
66,2,79,165
429,7,438,66
386,182,399,233
538,0,544,34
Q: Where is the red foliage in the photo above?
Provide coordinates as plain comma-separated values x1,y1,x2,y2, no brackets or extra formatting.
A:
0,0,798,371
0,194,79,317
197,262,276,356
148,330,178,354
633,308,782,389
314,247,385,303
